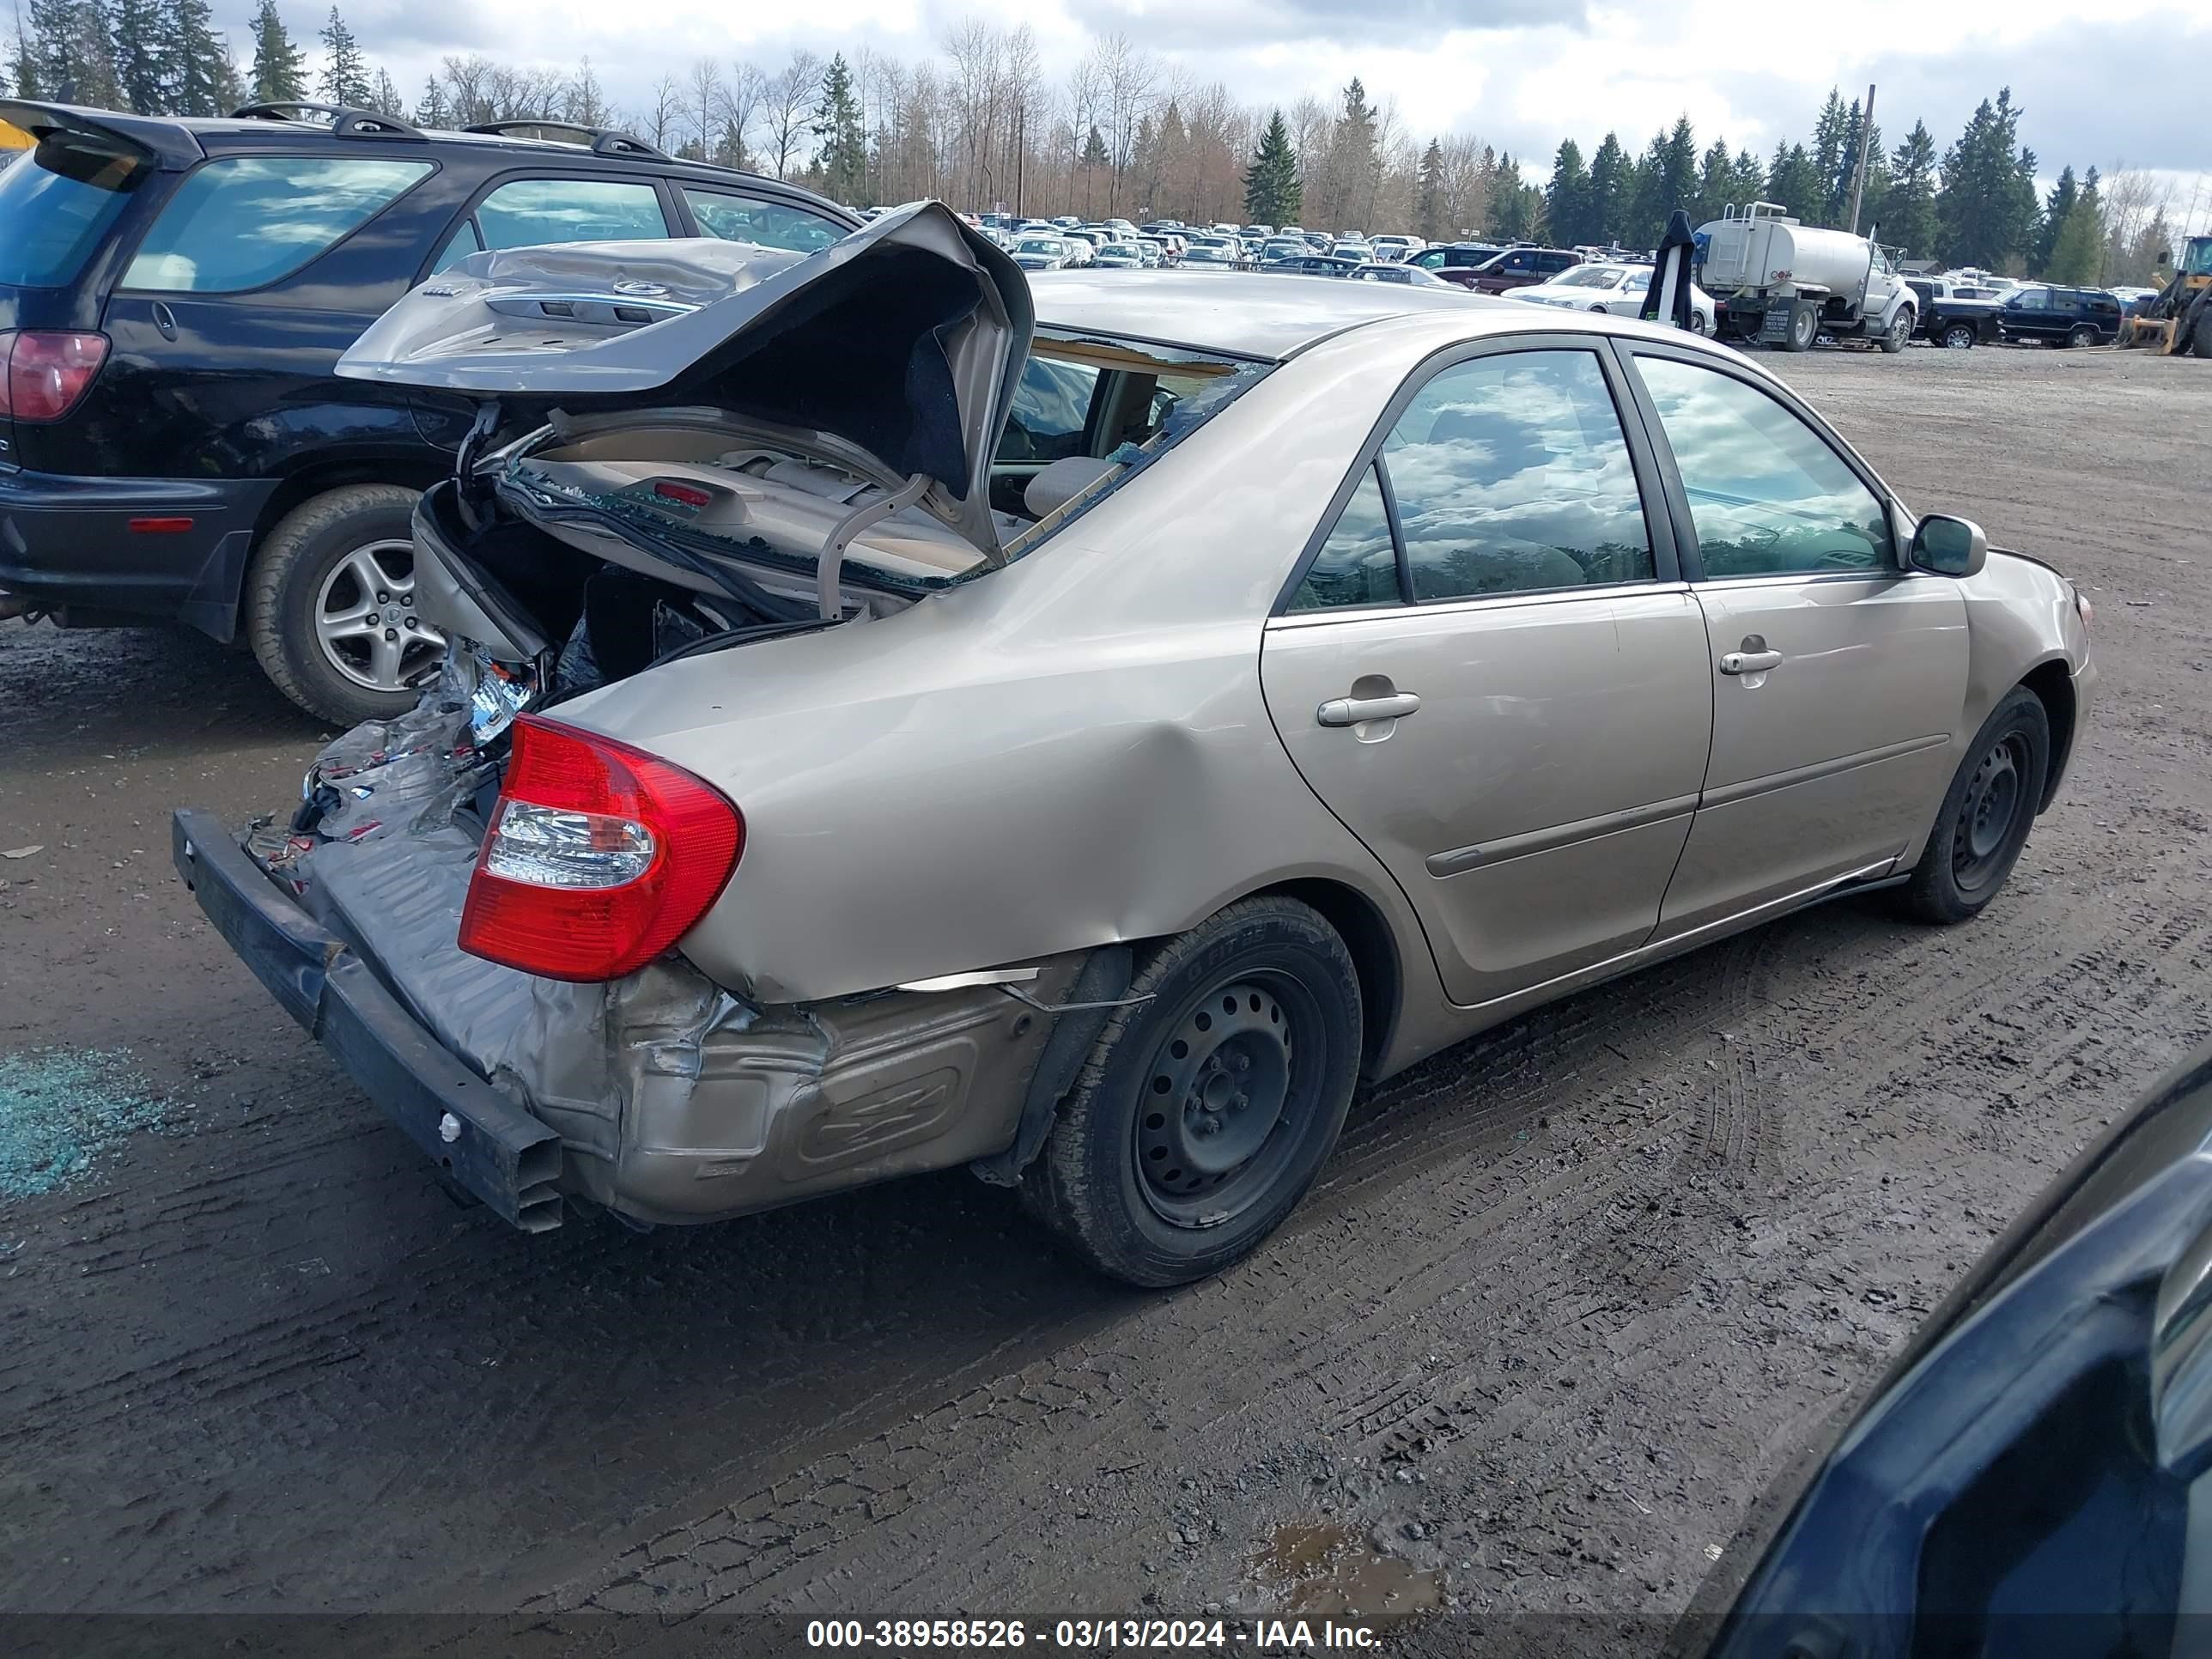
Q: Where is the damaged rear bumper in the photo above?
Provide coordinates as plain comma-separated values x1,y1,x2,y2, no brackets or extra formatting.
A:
175,799,1081,1231
173,808,566,1231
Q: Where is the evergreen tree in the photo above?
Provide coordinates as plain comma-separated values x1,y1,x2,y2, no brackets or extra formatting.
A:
1626,128,1667,247
2032,165,2077,276
28,0,118,106
1809,88,1848,220
1692,137,1733,228
812,52,865,204
1325,76,1377,229
1827,98,1885,230
2045,194,2104,285
1586,131,1631,245
1487,155,1540,242
1882,120,1941,263
413,72,447,128
1243,108,1300,227
1415,137,1445,243
1764,141,1823,220
1544,137,1589,247
247,0,303,103
1938,88,2038,270
165,0,230,115
1731,145,1767,210
111,0,166,111
7,3,37,98
315,4,368,107
1656,115,1697,227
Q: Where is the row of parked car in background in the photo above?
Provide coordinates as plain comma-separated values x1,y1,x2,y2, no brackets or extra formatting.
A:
0,90,2154,737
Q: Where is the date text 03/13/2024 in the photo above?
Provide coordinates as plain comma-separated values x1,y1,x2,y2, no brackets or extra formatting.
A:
804,1618,1384,1650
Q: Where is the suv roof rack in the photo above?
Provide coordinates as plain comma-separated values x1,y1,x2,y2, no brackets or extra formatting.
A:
460,120,670,161
230,101,426,141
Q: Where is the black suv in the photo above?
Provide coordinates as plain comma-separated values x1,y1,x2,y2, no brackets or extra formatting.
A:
0,100,858,722
1994,283,2125,349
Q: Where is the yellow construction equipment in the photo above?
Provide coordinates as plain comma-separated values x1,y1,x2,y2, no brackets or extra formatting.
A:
2118,233,2212,356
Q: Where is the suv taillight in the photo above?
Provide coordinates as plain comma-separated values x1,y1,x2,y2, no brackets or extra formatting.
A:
0,331,111,422
459,716,744,981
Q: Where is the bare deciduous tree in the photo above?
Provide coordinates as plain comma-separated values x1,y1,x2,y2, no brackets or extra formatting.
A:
762,51,820,180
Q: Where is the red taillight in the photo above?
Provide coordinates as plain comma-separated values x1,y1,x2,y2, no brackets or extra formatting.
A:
458,716,744,981
0,331,111,422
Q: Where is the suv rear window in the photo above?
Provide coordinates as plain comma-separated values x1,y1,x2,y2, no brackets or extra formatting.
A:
122,155,433,292
0,137,149,288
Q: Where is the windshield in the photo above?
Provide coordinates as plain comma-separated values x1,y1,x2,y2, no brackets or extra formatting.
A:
1555,267,1622,289
2186,239,2212,277
1015,238,1062,255
1101,244,1141,258
0,135,148,288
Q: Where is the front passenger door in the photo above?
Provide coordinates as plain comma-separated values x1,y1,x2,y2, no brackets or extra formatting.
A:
1626,349,1968,936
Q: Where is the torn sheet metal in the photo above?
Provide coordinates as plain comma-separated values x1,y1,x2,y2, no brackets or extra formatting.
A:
253,665,1077,1224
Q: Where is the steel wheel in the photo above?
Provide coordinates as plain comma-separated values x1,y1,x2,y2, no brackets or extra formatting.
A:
1133,975,1321,1228
313,538,444,694
1952,732,2030,895
1942,322,1977,349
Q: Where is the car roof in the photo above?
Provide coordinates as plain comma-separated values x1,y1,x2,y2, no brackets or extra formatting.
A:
1030,269,1547,362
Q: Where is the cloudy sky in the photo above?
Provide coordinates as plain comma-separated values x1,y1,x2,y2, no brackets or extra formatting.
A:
249,0,2212,229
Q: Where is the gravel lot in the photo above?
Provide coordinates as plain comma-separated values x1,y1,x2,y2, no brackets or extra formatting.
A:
3,341,2209,1650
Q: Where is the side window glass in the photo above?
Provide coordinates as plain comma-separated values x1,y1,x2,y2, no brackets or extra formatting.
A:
1386,350,1653,600
430,216,482,274
121,155,433,291
1636,356,1892,578
682,190,846,254
473,177,669,252
1290,463,1397,611
997,356,1099,464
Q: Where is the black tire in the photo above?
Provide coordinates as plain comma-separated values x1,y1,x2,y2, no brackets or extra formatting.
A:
2065,325,2097,349
1899,687,2051,925
243,484,437,726
2192,319,2212,360
1021,896,1363,1287
1941,321,1978,350
1783,300,1818,352
1880,308,1913,353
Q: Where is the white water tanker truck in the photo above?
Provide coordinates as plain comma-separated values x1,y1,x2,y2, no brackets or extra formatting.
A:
1696,202,1916,353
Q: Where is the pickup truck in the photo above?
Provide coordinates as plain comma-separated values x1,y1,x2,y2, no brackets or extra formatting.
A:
1905,277,2005,349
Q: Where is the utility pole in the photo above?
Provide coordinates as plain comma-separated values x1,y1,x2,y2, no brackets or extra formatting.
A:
1847,82,1877,234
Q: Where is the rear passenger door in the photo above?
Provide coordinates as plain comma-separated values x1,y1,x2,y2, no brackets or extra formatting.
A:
1620,345,1968,936
1260,341,1713,1006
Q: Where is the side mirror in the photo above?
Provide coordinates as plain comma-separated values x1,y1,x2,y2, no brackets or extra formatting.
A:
1910,514,1988,578
2159,249,2172,267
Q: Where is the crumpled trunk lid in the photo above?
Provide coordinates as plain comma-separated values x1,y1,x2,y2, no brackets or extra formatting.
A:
334,200,1032,565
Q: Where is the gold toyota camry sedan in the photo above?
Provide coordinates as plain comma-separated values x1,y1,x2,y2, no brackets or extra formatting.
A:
176,204,2094,1285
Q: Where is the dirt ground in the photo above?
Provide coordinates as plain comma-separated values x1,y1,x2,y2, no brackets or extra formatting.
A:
3,342,2209,1653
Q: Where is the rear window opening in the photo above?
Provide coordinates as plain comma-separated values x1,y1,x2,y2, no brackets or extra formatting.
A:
0,136,148,289
428,333,1268,705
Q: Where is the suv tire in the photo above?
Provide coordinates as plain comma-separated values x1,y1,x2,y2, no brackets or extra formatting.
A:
2065,325,2098,349
1899,687,2051,925
1022,896,1362,1287
244,484,438,726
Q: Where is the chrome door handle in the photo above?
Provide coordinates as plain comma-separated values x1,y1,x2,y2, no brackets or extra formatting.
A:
1719,650,1783,675
1317,692,1421,726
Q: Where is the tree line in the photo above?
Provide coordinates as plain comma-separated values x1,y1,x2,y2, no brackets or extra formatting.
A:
3,4,2193,284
